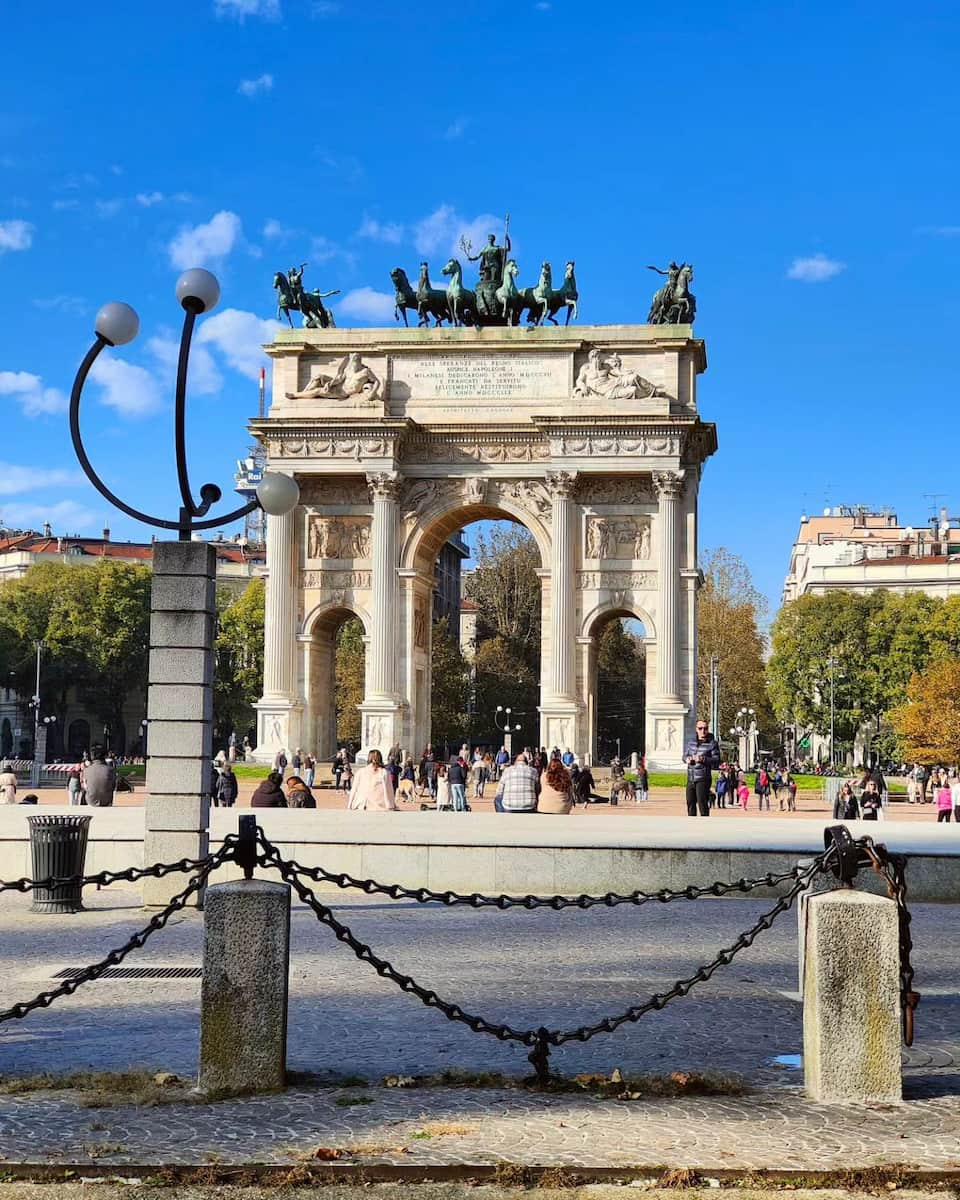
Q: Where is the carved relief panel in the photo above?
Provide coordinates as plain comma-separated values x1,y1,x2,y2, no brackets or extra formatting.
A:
306,515,372,560
584,515,652,560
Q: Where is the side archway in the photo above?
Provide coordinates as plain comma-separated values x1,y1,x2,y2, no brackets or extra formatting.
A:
580,603,653,765
301,603,370,758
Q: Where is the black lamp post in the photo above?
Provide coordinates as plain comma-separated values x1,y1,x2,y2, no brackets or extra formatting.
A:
71,268,299,540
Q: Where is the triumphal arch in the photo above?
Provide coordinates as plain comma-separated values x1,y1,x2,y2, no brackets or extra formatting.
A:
251,318,715,769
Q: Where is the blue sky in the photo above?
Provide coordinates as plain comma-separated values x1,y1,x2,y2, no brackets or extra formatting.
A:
2,0,959,611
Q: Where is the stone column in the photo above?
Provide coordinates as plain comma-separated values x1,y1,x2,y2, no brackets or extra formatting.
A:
803,890,901,1103
359,473,403,750
547,471,578,700
199,879,290,1094
540,472,581,751
143,542,215,908
654,471,684,701
254,505,301,762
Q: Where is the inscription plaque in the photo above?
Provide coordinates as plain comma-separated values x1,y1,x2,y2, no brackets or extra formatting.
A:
391,352,568,400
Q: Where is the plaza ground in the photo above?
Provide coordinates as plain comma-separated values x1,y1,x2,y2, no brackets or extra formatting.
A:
0,876,958,1172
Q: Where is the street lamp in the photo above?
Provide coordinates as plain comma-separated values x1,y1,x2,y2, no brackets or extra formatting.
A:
71,269,300,541
140,718,148,760
495,705,522,756
729,706,756,767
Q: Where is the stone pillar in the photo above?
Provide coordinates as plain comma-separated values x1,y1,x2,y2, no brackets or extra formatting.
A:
803,890,901,1104
254,505,301,762
359,473,403,750
143,542,215,908
646,471,688,769
540,472,581,751
654,471,684,701
199,879,290,1094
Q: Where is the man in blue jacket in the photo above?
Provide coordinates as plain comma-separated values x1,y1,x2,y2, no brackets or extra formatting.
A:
684,720,721,817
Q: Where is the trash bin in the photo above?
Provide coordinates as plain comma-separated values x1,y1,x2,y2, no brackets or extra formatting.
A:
27,814,92,914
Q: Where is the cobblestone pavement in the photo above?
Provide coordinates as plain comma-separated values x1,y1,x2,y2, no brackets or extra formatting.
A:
0,886,958,1170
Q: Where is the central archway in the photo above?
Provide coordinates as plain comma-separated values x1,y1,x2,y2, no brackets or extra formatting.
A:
580,602,655,765
401,496,549,758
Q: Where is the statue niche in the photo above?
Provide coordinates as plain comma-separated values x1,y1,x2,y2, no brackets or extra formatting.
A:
307,516,372,560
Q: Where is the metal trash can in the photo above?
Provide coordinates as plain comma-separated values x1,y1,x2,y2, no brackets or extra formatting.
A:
27,814,92,914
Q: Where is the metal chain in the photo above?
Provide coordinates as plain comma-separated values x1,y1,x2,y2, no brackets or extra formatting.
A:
859,840,920,1045
258,837,833,1080
0,844,231,895
260,839,809,911
0,848,228,1025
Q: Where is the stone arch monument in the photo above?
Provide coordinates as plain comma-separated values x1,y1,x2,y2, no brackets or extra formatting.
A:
252,323,716,769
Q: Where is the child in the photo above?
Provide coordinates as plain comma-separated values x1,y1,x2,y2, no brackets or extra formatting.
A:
341,760,353,793
737,779,750,809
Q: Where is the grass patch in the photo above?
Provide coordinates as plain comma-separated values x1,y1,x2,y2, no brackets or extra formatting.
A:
0,1069,200,1108
334,1093,374,1107
230,764,271,779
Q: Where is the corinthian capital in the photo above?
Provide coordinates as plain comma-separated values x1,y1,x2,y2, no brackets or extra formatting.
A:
545,470,579,500
653,470,686,500
366,472,400,502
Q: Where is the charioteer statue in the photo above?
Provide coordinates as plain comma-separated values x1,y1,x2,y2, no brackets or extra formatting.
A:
273,263,340,328
460,219,512,319
646,261,696,325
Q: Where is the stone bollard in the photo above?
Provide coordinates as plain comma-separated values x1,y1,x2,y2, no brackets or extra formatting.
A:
796,856,837,992
803,890,901,1103
199,879,291,1094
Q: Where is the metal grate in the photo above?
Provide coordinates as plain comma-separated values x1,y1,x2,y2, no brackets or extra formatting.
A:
53,966,202,980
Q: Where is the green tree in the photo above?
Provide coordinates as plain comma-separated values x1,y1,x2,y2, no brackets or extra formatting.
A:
214,578,265,740
464,526,542,731
596,619,645,760
334,617,365,745
696,548,773,741
430,616,471,750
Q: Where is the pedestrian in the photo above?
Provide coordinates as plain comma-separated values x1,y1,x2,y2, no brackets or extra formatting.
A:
0,761,17,805
333,749,345,790
494,745,509,781
273,748,288,777
471,754,486,800
737,770,750,810
214,762,238,808
539,758,574,814
860,779,883,821
635,759,649,805
447,755,468,812
494,752,540,813
834,782,859,821
952,773,960,824
83,745,116,808
575,762,595,807
285,774,317,808
303,753,316,788
66,765,83,806
252,771,287,807
422,743,437,798
397,755,417,803
755,766,771,811
683,720,720,817
341,759,353,793
715,763,729,809
436,763,452,810
347,749,396,811
936,781,953,824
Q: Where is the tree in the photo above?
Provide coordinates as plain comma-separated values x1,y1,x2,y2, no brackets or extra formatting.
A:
464,525,542,734
596,619,645,760
697,548,773,739
889,658,960,766
214,578,265,740
430,616,471,750
334,617,364,745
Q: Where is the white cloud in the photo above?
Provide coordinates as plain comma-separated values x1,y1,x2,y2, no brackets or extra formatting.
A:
2,499,97,532
0,219,34,253
238,73,274,97
443,118,467,140
52,199,79,211
263,218,293,240
311,0,340,13
89,357,163,417
147,331,223,396
0,462,82,497
357,215,405,244
168,210,243,269
136,191,166,207
214,0,279,18
338,288,396,324
33,295,88,316
786,253,846,283
197,308,283,380
0,370,67,416
413,205,502,259
95,199,124,218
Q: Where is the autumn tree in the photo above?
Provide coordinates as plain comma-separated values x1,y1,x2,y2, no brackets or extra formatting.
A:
214,578,265,741
889,658,960,766
334,617,365,745
697,548,773,738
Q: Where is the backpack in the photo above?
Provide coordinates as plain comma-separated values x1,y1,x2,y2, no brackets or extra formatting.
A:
716,775,727,795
